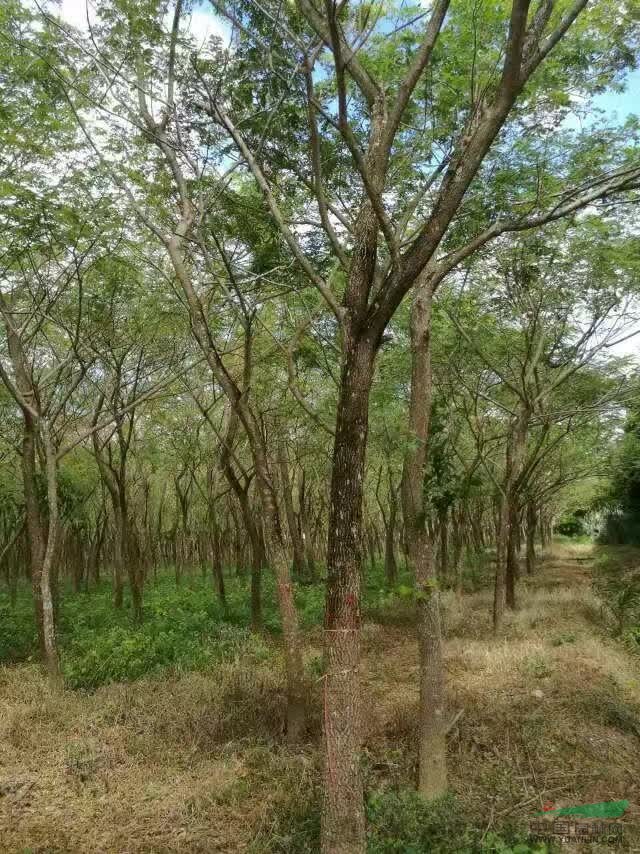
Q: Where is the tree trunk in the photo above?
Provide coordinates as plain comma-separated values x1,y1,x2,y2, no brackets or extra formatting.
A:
452,506,464,598
277,439,307,579
410,526,447,796
525,500,537,575
366,523,377,575
400,276,447,800
383,500,398,588
209,517,227,611
493,496,508,630
322,335,375,854
20,418,46,657
495,406,528,627
112,502,126,609
299,472,317,582
437,505,449,582
505,502,519,610
120,492,143,624
236,491,264,632
41,420,61,682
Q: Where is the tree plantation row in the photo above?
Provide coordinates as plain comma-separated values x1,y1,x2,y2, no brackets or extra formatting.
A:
1,1,640,851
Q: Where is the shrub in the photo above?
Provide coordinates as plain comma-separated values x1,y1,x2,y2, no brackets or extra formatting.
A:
63,620,270,690
366,789,552,854
0,596,37,663
366,790,470,852
555,512,589,538
593,552,640,635
1,571,281,687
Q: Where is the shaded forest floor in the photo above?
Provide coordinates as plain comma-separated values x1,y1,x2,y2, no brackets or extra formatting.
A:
1,543,640,852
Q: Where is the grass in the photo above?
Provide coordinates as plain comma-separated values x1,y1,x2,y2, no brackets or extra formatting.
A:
0,559,430,689
1,569,333,689
1,543,639,851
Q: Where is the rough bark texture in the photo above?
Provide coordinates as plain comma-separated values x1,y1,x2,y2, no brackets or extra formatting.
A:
322,336,375,854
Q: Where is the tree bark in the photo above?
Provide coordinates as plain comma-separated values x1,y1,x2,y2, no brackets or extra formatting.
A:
505,501,519,610
6,320,53,667
437,505,449,582
322,335,375,854
298,471,317,582
494,406,528,628
493,495,508,630
525,500,537,575
20,418,46,657
400,275,447,799
40,419,62,682
383,483,399,588
452,505,464,598
209,512,227,610
277,439,307,579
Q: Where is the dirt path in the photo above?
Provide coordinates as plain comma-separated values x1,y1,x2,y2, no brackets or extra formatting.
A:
361,543,640,848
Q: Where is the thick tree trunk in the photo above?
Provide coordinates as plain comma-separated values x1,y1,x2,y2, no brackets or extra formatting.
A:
400,276,447,800
322,336,375,854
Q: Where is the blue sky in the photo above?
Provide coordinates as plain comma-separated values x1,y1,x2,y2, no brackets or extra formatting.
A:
58,0,640,125
592,68,640,121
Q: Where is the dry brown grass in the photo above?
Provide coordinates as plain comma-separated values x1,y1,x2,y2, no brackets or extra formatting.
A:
361,546,640,849
0,661,319,853
2,545,640,852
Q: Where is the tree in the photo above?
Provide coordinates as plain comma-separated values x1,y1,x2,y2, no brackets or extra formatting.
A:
198,3,640,847
15,0,640,846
